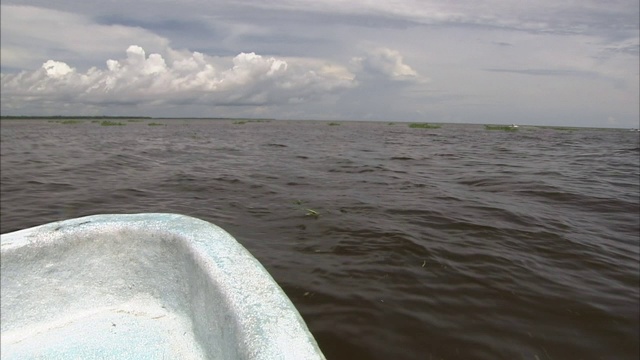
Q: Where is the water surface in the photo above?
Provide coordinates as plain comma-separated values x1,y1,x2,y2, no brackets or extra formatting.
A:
1,119,638,359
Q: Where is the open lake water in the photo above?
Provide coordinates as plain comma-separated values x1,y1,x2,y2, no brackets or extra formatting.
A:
1,119,639,359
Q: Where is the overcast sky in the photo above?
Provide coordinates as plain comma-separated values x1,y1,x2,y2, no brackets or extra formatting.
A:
1,0,638,127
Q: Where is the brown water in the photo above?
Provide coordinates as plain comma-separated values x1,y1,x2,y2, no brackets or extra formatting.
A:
1,119,639,360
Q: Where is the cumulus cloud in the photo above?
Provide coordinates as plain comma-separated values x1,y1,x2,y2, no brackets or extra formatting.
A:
42,61,74,79
0,46,356,109
351,47,423,82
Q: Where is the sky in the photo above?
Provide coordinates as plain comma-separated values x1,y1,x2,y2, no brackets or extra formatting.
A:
1,0,638,128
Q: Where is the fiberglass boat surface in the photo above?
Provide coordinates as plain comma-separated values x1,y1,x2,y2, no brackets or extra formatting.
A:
0,213,325,360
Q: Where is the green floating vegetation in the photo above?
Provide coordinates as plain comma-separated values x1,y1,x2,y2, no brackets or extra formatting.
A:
328,122,340,126
484,125,518,131
47,119,83,124
535,126,577,131
148,122,165,126
409,123,441,129
1,115,151,120
100,120,126,126
305,209,320,217
247,119,271,123
232,119,272,124
293,200,320,218
46,119,84,124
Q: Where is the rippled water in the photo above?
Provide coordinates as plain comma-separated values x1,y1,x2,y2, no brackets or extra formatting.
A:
1,119,639,359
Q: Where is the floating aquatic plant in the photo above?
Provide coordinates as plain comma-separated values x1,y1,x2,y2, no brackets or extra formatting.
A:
305,209,320,217
484,125,518,131
328,122,340,126
148,122,165,126
535,126,576,131
100,120,125,126
293,200,320,218
230,119,272,124
409,123,441,129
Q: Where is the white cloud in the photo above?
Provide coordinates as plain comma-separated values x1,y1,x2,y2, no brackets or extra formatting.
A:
351,47,423,82
0,45,356,109
42,61,74,79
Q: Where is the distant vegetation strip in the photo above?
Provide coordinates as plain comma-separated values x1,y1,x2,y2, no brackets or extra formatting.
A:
1,116,152,119
100,121,126,126
233,119,273,124
154,117,275,121
533,125,580,131
1,116,280,121
408,123,441,129
484,124,518,131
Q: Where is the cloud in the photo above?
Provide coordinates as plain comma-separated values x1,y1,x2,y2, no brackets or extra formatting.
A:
602,37,640,56
0,1,637,127
351,47,423,82
228,0,639,36
0,46,356,109
42,61,74,79
0,5,170,70
484,68,598,77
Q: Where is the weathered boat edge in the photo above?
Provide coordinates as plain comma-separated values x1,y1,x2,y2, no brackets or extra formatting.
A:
0,213,325,360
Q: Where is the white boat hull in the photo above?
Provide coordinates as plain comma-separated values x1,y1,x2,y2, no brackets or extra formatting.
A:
1,213,325,359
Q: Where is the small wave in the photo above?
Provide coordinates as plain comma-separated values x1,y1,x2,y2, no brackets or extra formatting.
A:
615,147,640,152
433,153,459,158
390,156,414,160
213,176,243,184
23,180,75,192
328,165,381,174
286,181,309,186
